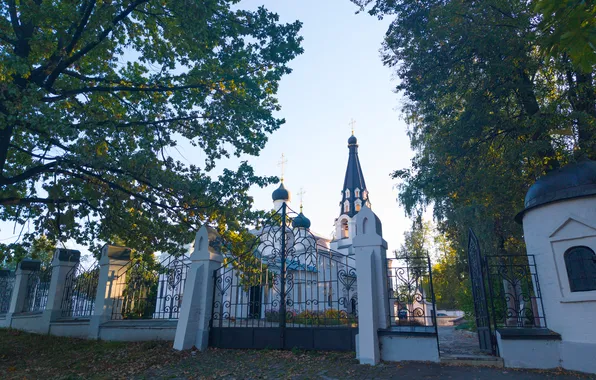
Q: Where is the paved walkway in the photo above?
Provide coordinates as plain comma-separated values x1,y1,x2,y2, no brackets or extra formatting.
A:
438,326,488,356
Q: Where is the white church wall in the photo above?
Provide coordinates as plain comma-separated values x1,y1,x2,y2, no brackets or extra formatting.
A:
522,197,596,344
522,195,596,374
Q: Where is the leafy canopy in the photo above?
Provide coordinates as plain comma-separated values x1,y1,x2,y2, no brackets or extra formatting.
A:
0,0,303,263
353,0,595,309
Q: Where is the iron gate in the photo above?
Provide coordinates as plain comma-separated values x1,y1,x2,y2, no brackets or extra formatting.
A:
467,229,495,354
209,203,358,351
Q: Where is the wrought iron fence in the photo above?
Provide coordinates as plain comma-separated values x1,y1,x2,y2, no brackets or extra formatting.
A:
0,270,15,314
23,266,52,312
485,254,546,329
387,251,437,329
111,254,190,320
60,263,99,318
211,204,359,330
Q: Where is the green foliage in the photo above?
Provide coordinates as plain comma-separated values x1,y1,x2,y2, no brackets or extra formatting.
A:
431,238,464,310
535,0,596,72
0,0,304,264
354,0,595,287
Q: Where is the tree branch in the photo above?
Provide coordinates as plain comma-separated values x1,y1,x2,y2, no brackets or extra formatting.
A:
64,0,97,56
0,161,58,186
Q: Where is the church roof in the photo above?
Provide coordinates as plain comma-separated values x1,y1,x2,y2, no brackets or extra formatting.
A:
339,133,369,217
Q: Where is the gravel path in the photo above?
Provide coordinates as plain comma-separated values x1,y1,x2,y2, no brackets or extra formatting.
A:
438,326,489,356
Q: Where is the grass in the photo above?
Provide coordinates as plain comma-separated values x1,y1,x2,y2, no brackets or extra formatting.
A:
0,328,189,379
1,328,590,379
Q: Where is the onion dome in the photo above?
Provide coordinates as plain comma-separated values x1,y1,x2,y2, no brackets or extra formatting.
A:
348,134,358,145
292,212,311,229
515,159,596,223
272,182,291,202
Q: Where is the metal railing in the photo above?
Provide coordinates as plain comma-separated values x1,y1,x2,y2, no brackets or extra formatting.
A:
387,251,437,329
61,263,99,318
111,254,190,320
23,266,52,313
0,270,15,314
485,254,547,329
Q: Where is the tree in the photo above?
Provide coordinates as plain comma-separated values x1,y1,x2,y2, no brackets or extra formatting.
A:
535,0,596,72
0,0,303,264
353,0,595,261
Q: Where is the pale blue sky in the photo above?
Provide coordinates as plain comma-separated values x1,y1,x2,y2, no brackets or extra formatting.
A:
220,0,414,250
0,0,416,256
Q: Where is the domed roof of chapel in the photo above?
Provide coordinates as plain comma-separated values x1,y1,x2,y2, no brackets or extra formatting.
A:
515,159,596,223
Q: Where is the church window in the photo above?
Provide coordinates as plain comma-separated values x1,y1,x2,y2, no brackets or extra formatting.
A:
355,204,361,212
564,246,596,292
355,199,362,212
341,219,349,238
362,217,368,234
345,189,351,198
363,190,368,199
344,201,350,213
355,188,360,198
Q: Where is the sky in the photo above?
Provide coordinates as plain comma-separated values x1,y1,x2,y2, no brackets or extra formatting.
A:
0,0,417,257
219,0,415,251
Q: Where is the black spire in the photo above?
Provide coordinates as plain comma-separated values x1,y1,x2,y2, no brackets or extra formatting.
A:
339,133,369,217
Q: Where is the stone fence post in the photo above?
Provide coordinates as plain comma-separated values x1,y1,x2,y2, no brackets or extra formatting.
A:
353,206,389,365
41,249,81,332
88,245,131,339
174,226,223,351
5,260,41,324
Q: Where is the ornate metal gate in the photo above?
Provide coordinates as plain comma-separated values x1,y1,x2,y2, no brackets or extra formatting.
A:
209,203,358,351
467,229,495,354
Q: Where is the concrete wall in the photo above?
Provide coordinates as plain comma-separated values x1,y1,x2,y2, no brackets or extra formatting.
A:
10,313,45,333
560,341,596,374
99,320,177,341
436,316,456,326
496,330,561,369
49,320,90,338
379,332,440,363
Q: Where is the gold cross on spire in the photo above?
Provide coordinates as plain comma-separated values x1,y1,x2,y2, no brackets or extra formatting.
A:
297,188,306,212
278,153,288,182
349,118,356,135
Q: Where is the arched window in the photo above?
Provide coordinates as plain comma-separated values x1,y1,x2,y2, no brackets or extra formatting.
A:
341,219,349,238
344,201,350,213
345,189,351,199
362,217,368,234
564,246,596,292
355,199,362,212
355,188,360,198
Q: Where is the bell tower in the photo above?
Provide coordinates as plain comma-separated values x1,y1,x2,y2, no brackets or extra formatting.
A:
331,127,370,251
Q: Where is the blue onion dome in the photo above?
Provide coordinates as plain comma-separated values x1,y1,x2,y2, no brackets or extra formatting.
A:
292,212,311,229
272,182,291,201
348,134,358,145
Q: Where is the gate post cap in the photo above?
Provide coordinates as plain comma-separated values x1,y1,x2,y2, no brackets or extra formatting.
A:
0,269,13,277
18,259,41,271
192,225,224,262
99,244,132,264
353,206,387,248
52,248,81,264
